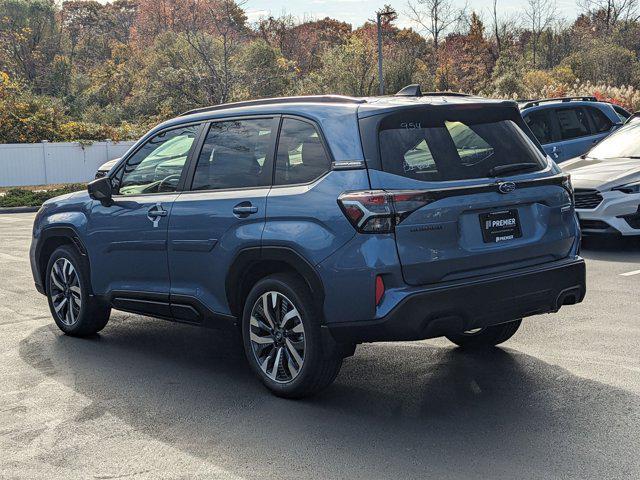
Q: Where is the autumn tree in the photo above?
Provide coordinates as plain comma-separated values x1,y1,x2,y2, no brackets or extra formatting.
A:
132,0,247,46
180,0,249,104
563,39,640,86
301,35,378,96
0,71,65,142
235,40,293,99
1,0,640,141
440,12,494,92
0,0,60,93
578,0,640,30
259,17,351,76
383,28,429,93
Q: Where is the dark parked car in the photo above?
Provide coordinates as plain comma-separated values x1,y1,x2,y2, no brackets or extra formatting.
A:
30,87,586,397
520,97,630,162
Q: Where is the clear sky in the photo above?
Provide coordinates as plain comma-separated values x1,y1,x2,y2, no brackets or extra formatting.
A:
243,0,580,29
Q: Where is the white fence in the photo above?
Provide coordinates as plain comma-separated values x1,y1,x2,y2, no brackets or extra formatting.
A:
0,141,136,187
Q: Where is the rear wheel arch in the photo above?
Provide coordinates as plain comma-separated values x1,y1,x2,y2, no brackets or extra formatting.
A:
226,247,325,321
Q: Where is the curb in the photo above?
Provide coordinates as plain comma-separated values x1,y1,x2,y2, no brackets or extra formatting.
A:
0,206,41,214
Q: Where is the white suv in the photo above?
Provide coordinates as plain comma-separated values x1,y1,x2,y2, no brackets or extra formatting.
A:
563,121,640,235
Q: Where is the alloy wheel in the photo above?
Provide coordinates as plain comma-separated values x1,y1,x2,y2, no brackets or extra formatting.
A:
249,291,306,384
50,258,82,326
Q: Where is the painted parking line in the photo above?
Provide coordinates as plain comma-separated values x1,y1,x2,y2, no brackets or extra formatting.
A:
620,269,640,276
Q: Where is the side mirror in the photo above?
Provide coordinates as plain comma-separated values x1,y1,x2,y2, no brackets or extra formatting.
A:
88,176,113,205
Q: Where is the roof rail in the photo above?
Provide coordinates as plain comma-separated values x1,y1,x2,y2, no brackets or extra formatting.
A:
395,84,471,98
521,96,598,109
179,95,366,117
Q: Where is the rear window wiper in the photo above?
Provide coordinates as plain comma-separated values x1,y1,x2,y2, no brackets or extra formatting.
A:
488,163,540,177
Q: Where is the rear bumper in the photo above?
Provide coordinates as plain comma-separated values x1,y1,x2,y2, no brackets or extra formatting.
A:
327,257,585,343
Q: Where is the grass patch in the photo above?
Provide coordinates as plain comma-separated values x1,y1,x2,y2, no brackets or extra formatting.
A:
0,183,86,208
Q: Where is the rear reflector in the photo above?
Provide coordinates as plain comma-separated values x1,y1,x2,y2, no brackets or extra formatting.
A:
375,275,385,306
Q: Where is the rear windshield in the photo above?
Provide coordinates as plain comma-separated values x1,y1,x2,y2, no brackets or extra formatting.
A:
378,116,545,182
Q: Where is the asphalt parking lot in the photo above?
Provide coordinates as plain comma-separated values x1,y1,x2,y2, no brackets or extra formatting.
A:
1,212,639,479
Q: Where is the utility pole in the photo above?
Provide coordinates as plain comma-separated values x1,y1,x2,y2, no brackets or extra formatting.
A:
376,8,396,96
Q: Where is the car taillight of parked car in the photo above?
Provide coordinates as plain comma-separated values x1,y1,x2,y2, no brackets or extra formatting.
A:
338,190,435,233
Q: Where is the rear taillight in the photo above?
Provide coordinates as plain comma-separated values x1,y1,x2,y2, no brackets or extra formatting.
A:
338,190,434,233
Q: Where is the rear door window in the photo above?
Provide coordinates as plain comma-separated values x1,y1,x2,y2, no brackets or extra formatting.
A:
378,116,544,182
553,107,592,140
274,118,331,185
524,110,554,144
191,118,274,191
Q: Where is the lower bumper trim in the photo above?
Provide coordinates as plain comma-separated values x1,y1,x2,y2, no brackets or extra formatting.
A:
328,258,586,344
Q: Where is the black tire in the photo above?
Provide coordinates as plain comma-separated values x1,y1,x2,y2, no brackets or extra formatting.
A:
446,319,522,349
241,273,342,398
45,245,111,337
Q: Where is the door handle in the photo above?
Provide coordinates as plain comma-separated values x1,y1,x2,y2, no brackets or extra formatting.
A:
233,202,258,217
147,203,168,227
551,146,561,159
148,206,168,217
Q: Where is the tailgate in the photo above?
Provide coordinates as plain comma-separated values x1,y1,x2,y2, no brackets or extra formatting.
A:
392,177,576,285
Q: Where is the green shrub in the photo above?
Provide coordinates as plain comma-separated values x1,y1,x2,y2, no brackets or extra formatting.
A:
0,183,85,207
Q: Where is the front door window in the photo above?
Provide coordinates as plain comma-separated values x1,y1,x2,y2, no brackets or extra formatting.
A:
116,125,199,196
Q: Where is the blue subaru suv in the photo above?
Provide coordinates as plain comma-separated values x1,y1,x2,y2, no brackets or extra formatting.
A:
520,96,629,162
30,88,586,397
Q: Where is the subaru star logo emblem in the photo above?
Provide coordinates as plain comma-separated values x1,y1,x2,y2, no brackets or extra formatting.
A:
498,182,517,194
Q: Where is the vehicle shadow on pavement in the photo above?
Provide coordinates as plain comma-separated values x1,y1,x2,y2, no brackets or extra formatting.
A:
19,315,638,480
581,235,640,263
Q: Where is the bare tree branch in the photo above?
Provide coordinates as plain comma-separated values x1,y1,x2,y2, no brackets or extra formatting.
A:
578,0,640,28
524,0,556,68
406,0,466,55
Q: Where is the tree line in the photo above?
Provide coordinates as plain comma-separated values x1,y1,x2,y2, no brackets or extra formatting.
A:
1,0,640,143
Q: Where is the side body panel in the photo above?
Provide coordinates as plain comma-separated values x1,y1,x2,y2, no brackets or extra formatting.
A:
85,193,180,295
262,170,369,268
167,187,269,315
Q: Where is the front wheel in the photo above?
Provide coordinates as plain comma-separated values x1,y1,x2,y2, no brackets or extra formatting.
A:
446,319,522,349
46,245,111,337
242,273,343,398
